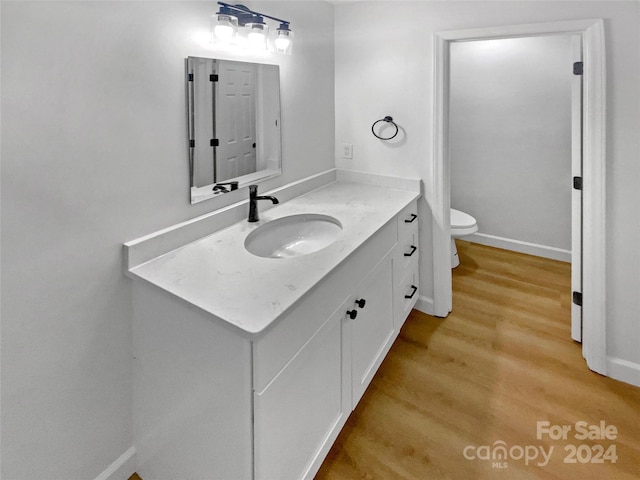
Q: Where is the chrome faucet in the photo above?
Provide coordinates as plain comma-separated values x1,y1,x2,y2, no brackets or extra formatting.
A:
248,185,279,222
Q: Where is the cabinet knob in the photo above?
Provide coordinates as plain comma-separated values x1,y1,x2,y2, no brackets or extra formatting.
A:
346,310,358,320
355,298,366,309
404,213,418,223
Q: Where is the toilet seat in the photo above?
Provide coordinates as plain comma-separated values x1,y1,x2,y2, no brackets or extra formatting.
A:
450,208,478,237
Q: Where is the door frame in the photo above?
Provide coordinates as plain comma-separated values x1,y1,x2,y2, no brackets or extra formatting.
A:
431,19,606,374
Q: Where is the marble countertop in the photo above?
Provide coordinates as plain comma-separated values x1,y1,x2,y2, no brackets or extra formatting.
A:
128,180,419,337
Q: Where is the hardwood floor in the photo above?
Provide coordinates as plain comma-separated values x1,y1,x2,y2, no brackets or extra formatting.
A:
316,241,640,480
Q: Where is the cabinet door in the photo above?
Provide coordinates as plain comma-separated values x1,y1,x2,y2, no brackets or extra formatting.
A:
350,257,394,407
253,310,346,480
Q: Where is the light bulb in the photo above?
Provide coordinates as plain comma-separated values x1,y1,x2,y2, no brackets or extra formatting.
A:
247,24,267,50
274,27,293,54
274,36,290,51
212,14,237,43
215,23,234,40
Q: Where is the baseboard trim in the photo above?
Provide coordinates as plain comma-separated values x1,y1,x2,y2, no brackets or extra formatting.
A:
467,232,571,262
414,296,436,316
606,356,640,388
93,447,136,480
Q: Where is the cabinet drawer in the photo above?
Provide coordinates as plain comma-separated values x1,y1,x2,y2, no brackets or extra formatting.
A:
395,265,419,329
394,231,419,281
253,219,397,392
397,200,418,239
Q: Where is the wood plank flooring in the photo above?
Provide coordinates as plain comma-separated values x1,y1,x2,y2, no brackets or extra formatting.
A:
315,241,640,480
129,241,640,480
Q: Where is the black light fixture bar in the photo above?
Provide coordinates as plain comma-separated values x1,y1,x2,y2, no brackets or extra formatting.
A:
217,2,290,28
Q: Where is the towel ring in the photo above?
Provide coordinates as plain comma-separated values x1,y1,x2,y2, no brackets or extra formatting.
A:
371,116,399,140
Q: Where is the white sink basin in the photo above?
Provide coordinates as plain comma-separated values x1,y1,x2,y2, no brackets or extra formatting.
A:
245,214,343,259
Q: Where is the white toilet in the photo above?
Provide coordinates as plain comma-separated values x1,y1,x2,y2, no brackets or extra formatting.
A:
450,208,478,268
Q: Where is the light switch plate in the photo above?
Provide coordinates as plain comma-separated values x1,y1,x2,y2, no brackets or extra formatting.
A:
341,143,353,159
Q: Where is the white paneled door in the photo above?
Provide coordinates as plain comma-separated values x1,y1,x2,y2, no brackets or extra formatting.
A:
215,61,257,182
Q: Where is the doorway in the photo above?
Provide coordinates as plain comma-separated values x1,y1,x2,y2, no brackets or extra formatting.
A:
431,19,606,374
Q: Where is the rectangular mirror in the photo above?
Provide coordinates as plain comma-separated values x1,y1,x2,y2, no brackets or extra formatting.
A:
187,57,282,204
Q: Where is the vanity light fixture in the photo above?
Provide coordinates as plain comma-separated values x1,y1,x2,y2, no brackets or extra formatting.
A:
212,2,293,54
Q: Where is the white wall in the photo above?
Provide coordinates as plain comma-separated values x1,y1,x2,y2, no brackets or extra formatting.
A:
0,1,334,478
450,35,573,252
335,1,640,376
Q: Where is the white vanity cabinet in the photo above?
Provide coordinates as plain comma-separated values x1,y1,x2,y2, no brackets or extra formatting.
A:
252,199,420,480
129,191,420,480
